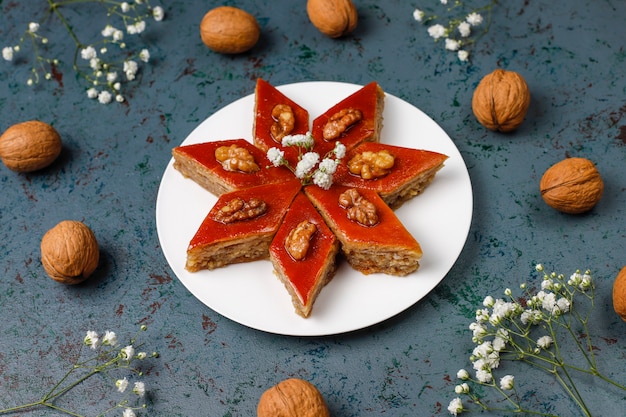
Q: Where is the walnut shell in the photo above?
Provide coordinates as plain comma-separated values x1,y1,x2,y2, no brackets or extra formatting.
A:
0,120,62,172
200,6,260,54
307,0,358,38
539,157,604,214
472,69,531,132
41,220,100,285
613,266,626,322
257,378,330,417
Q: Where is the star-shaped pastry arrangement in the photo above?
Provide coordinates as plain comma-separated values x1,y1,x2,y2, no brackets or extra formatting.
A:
171,79,448,318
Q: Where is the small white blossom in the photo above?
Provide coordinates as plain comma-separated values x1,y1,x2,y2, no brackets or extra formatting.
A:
128,21,146,35
312,169,333,190
137,351,147,359
457,369,470,380
115,94,125,103
482,296,495,307
537,335,553,349
445,38,461,51
113,82,121,91
333,142,346,159
124,60,138,81
458,48,470,62
122,409,136,417
440,0,448,4
427,24,446,40
132,381,146,397
106,72,118,83
152,6,165,21
2,46,14,61
458,22,471,37
283,132,314,148
139,48,150,63
500,375,515,390
121,345,135,360
413,8,424,22
116,377,129,393
267,147,285,167
84,331,99,349
295,152,320,178
475,308,489,323
28,22,40,33
81,46,97,60
89,57,101,70
121,2,130,13
454,383,469,394
98,90,112,104
86,87,99,99
521,309,542,325
466,12,483,26
113,29,124,42
475,369,492,383
101,25,115,37
447,398,463,416
102,331,118,346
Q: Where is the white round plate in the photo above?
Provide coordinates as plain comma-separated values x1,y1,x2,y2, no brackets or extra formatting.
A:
156,81,472,336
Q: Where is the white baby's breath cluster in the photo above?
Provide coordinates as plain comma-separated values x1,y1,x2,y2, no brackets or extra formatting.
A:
267,131,347,190
0,326,158,417
413,0,497,62
1,0,164,104
447,264,626,416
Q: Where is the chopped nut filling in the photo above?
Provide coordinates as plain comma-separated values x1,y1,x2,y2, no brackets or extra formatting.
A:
213,197,267,223
338,188,379,226
285,220,317,260
348,149,395,179
270,104,295,142
215,144,260,173
322,108,362,141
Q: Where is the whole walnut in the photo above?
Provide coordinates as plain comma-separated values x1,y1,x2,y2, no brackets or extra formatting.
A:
612,266,626,322
0,120,62,172
472,69,531,132
307,0,358,38
41,220,100,285
200,6,260,54
257,378,330,417
539,157,603,214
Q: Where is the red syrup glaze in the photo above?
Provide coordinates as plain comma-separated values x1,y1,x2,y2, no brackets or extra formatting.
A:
311,81,383,157
304,184,421,250
188,179,302,250
333,142,448,194
253,78,310,167
269,192,338,305
174,138,293,190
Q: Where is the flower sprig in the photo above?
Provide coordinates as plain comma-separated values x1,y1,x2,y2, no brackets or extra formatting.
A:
1,0,164,104
267,131,347,190
0,325,159,417
447,264,626,416
413,0,498,62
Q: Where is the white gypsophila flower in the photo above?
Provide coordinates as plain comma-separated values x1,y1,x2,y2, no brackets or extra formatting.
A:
84,331,99,349
102,331,118,346
475,308,489,323
476,369,492,383
457,50,469,62
447,398,463,416
413,8,424,22
133,381,146,397
295,152,320,178
520,309,542,325
493,336,507,352
137,352,147,360
541,278,554,290
267,147,285,167
81,46,97,60
472,341,493,359
557,297,571,313
106,72,118,83
86,87,98,99
152,6,165,21
318,158,338,174
113,29,124,42
121,345,135,360
469,322,487,340
333,142,346,159
500,375,515,390
121,2,130,13
283,132,314,148
445,38,461,51
89,57,101,70
454,383,469,394
115,94,124,103
28,22,39,33
457,369,470,380
482,296,495,308
123,409,136,417
139,49,150,63
537,335,553,349
113,82,121,91
427,24,446,40
458,21,471,37
2,46,14,61
101,25,115,37
312,169,333,190
124,60,138,80
466,12,483,26
131,21,146,35
98,90,112,104
116,377,129,393
440,0,448,4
